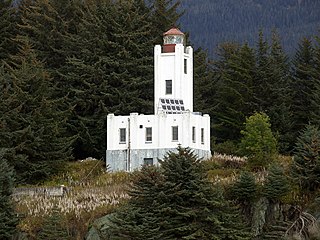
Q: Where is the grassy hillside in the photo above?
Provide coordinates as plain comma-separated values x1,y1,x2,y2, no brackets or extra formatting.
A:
14,160,131,239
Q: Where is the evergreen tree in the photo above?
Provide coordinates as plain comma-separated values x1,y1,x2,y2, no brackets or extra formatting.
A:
291,125,320,192
148,0,183,43
17,0,83,70
291,38,318,139
193,48,214,113
239,112,278,170
212,42,257,143
0,154,18,239
230,171,257,224
38,206,69,240
59,0,155,158
254,31,293,153
263,164,290,202
0,37,73,183
254,30,270,112
0,0,17,61
231,171,257,204
110,147,250,239
193,48,215,145
158,147,250,239
110,165,165,240
266,31,293,153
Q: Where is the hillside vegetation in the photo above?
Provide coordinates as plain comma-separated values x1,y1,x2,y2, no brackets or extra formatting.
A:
180,0,320,56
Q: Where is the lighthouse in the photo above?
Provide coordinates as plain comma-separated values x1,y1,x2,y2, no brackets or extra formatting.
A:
106,28,211,171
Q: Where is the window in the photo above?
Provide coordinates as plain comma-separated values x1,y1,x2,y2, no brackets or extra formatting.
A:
119,128,126,143
144,158,153,166
146,127,152,142
192,126,196,143
172,126,178,141
166,80,172,94
184,59,187,74
201,128,204,144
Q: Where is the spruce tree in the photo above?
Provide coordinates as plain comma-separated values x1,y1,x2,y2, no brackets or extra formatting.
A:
254,30,270,113
254,31,293,153
110,147,250,239
263,164,290,202
110,165,165,240
291,38,318,140
0,154,18,239
0,0,17,61
158,147,250,239
59,0,155,158
291,125,320,192
0,37,73,183
231,171,257,204
37,206,69,240
148,0,183,43
17,0,83,70
212,42,257,142
193,48,215,146
267,31,293,153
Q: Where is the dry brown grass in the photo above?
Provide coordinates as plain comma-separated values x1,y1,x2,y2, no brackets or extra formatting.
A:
14,159,131,239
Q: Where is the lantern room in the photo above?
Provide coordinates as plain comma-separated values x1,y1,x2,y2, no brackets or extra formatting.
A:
163,27,185,53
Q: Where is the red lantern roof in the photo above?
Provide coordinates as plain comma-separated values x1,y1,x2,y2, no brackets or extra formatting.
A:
163,27,184,36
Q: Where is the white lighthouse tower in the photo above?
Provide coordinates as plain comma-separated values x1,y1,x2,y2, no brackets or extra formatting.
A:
106,28,211,171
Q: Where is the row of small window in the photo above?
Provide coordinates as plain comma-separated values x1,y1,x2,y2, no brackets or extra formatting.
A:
119,126,205,144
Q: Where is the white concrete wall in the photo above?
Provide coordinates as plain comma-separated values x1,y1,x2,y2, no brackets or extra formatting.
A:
106,112,210,152
154,44,193,113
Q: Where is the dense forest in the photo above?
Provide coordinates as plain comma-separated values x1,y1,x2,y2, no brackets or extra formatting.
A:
180,0,320,57
1,0,320,239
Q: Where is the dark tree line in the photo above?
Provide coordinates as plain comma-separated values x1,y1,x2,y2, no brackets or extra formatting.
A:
1,0,320,184
194,30,320,154
0,0,183,183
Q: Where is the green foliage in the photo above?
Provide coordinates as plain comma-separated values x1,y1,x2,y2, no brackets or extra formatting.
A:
110,147,251,239
109,165,165,239
180,0,320,59
149,0,183,43
0,0,17,61
0,154,18,239
291,125,320,192
0,38,73,183
291,38,318,139
37,206,70,240
239,112,278,170
213,140,239,155
231,171,257,203
212,43,257,142
263,164,290,202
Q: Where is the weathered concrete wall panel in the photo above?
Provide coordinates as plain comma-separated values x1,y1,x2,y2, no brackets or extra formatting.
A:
106,148,211,172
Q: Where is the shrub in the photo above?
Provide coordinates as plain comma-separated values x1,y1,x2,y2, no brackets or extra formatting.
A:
239,112,278,170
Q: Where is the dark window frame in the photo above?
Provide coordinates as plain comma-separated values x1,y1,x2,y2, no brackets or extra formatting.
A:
166,80,172,94
172,126,178,141
146,127,152,142
119,128,126,143
201,128,204,144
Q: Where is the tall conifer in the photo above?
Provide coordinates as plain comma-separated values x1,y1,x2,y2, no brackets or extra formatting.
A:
0,0,17,61
0,37,73,183
110,147,250,239
0,156,18,239
212,43,256,142
291,38,318,139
